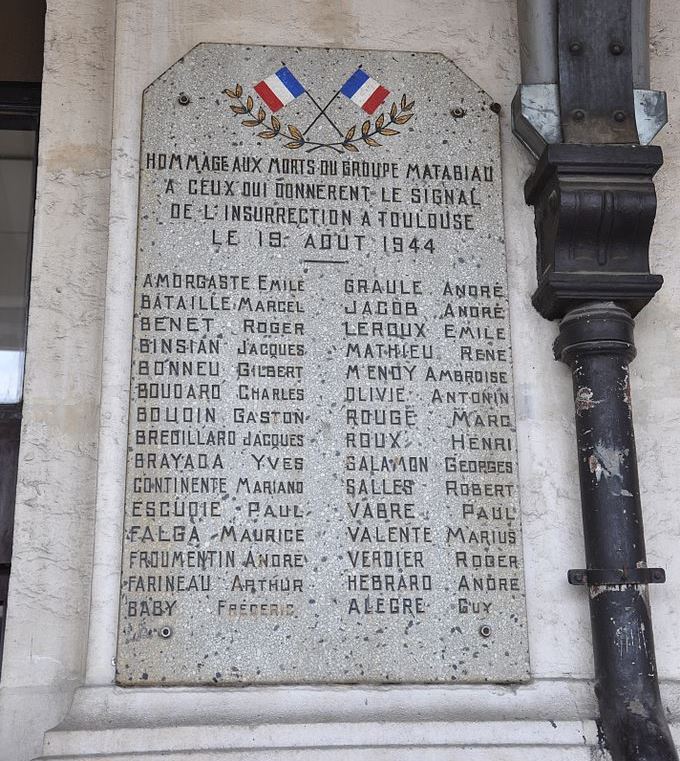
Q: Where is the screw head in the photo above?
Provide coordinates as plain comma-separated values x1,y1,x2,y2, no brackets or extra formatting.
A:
613,110,626,123
479,625,492,638
450,107,466,118
653,569,664,581
572,109,586,122
178,92,191,106
159,625,173,638
569,40,583,55
610,42,624,56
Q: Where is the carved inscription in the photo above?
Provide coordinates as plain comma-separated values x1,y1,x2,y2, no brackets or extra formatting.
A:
117,45,529,685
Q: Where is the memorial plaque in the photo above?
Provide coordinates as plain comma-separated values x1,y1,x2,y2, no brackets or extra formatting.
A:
116,44,530,685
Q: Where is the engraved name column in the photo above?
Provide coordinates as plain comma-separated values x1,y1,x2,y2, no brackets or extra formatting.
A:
127,271,231,622
343,276,434,618
230,273,306,618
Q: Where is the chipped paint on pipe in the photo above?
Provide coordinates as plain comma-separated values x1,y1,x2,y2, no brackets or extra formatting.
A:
588,442,634,496
575,386,602,415
554,302,678,761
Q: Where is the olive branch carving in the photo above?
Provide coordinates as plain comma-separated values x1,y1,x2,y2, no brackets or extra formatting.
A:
339,96,415,153
223,85,414,153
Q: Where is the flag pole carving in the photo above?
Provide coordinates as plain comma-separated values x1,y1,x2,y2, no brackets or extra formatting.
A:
223,65,414,153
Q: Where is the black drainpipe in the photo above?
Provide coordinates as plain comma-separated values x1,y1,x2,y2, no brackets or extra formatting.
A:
555,302,675,760
514,1,678,758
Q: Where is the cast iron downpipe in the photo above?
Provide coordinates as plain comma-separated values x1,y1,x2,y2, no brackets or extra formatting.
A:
555,303,676,760
515,1,677,758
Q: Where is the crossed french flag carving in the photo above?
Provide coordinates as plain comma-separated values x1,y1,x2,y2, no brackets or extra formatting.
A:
254,65,390,120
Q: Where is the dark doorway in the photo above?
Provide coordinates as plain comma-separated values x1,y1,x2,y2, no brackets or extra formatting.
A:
0,0,45,675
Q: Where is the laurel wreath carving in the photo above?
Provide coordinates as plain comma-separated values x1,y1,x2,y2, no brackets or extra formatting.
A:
223,84,414,153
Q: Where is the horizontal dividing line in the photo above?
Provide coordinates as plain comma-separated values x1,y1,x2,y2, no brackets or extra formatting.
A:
302,259,349,265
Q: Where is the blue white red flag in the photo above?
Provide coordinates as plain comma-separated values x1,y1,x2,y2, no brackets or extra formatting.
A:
341,69,390,114
254,67,305,112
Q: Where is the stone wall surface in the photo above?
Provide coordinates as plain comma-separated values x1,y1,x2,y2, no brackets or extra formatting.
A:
0,0,678,760
0,0,115,759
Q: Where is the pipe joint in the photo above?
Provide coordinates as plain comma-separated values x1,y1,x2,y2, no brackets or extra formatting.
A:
554,302,636,365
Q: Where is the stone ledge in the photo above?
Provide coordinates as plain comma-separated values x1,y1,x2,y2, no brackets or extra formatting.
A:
41,719,600,760
35,746,600,761
54,680,601,729
37,680,680,759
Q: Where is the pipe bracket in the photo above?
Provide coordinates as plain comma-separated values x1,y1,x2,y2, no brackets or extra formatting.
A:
568,567,666,586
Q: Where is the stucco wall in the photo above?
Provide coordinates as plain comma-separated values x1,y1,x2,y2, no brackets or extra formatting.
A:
0,1,115,758
0,1,679,759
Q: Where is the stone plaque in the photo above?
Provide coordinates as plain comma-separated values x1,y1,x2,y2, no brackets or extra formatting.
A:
116,44,529,685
